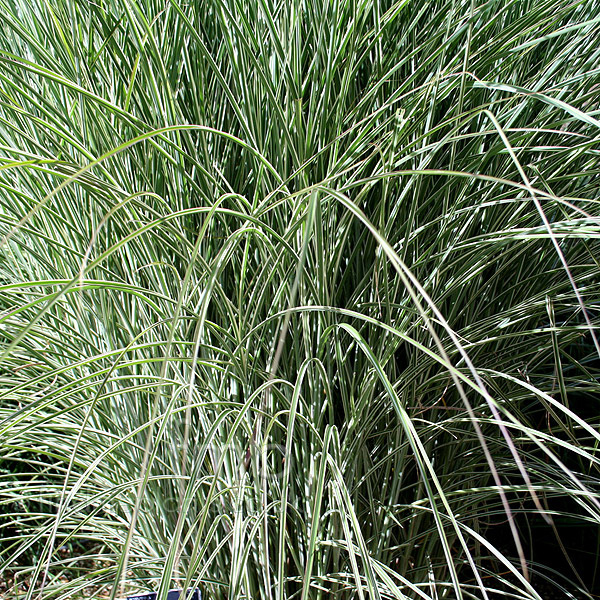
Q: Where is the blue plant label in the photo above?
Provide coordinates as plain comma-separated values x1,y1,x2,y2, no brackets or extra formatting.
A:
127,589,201,600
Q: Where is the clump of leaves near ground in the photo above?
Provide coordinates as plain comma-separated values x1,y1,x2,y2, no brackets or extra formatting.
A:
1,0,599,599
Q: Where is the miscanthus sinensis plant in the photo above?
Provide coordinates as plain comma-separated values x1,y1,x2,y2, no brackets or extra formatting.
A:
1,0,599,598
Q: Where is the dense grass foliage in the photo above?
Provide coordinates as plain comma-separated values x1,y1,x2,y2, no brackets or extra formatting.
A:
1,0,599,598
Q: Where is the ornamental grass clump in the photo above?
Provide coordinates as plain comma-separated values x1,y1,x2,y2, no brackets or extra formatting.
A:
0,0,599,599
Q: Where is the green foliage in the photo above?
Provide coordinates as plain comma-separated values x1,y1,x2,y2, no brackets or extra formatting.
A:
0,0,599,598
